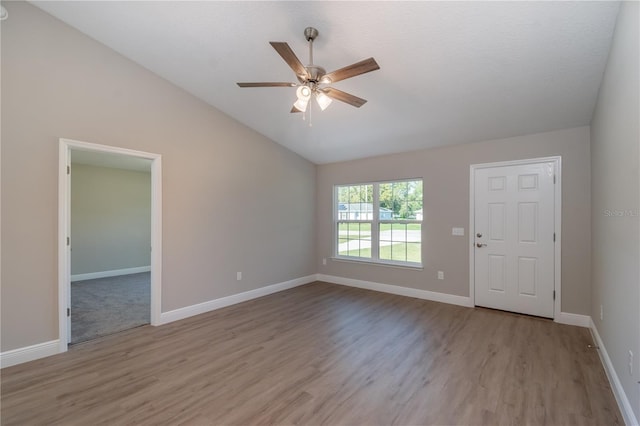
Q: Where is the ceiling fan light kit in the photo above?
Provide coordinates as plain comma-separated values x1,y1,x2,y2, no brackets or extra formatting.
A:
315,91,333,111
237,27,379,120
293,85,311,112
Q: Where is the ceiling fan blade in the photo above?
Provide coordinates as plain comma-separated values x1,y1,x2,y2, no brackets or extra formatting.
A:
322,58,380,84
322,87,367,108
269,42,309,79
291,106,302,113
237,82,296,87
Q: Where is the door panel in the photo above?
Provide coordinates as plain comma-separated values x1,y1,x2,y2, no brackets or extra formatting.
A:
489,203,506,240
517,257,537,296
474,161,556,318
518,202,538,242
488,255,506,292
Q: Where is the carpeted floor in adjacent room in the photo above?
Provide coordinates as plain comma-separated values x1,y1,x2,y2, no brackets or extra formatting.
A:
71,272,150,344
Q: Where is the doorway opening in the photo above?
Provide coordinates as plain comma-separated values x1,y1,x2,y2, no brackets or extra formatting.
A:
58,139,162,352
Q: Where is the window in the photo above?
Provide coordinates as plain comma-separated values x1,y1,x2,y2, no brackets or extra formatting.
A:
335,179,423,266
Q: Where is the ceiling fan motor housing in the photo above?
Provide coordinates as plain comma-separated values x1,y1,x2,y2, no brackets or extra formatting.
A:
298,65,326,84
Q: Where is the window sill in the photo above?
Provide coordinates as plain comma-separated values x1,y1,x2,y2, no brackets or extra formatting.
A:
331,256,424,271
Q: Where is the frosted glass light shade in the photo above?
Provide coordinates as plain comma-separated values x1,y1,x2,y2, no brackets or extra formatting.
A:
293,86,311,112
294,85,311,112
293,98,309,112
315,92,333,111
296,85,311,100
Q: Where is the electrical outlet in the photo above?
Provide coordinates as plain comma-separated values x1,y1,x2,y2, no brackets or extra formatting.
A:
322,258,327,266
437,271,444,280
237,272,242,281
629,351,634,376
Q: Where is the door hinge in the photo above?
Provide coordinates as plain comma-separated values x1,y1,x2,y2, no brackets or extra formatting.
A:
553,233,556,242
553,290,556,301
67,308,70,317
67,236,70,246
67,165,70,175
553,175,556,184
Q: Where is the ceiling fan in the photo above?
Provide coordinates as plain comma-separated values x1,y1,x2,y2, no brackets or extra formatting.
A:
237,27,380,114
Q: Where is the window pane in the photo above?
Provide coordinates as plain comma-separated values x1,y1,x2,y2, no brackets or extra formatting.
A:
379,180,423,220
406,242,422,263
338,222,372,259
337,184,373,220
379,223,421,263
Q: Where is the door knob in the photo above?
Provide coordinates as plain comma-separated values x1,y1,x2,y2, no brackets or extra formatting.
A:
476,243,487,248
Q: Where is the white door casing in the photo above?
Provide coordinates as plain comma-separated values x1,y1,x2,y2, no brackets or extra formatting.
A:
471,158,560,318
58,138,162,352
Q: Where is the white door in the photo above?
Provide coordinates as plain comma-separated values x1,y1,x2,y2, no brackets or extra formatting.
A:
473,160,557,318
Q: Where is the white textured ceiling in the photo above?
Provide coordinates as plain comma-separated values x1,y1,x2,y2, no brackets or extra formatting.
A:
33,1,620,164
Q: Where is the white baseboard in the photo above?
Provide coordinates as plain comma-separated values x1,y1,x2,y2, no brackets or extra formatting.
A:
554,312,591,328
158,274,317,325
0,274,315,368
319,275,591,327
590,319,639,426
1,340,60,369
317,274,473,307
71,266,151,282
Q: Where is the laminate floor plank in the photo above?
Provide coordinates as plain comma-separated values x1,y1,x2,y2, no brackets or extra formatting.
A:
1,282,622,425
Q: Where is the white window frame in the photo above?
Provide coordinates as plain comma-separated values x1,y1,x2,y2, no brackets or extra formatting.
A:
334,179,423,268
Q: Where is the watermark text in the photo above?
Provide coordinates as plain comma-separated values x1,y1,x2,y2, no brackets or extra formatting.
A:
603,209,639,217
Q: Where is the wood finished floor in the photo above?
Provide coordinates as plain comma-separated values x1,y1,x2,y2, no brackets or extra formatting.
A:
1,282,622,425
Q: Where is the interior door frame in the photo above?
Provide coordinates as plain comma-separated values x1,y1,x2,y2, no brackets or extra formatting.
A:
58,138,162,352
469,156,562,318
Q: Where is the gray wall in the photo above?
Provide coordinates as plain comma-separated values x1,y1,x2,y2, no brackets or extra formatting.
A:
71,164,151,276
317,126,591,315
590,1,639,420
1,2,316,352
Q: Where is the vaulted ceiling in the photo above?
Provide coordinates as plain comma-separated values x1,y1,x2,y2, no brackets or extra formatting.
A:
33,1,620,164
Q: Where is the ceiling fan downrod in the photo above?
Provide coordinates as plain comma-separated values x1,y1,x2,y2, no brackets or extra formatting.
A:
299,27,325,86
297,27,326,125
305,27,318,66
